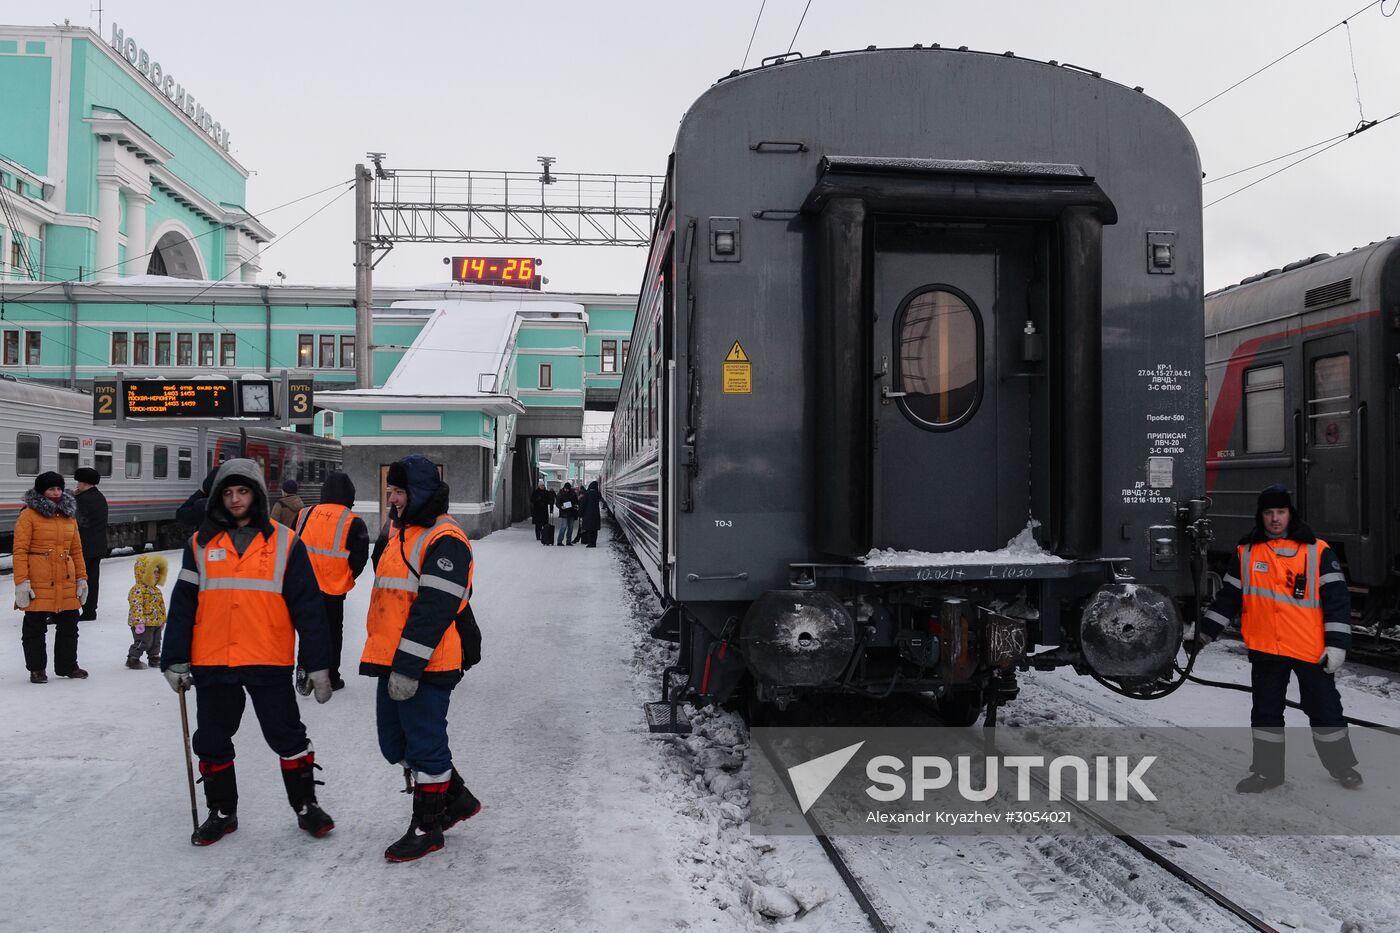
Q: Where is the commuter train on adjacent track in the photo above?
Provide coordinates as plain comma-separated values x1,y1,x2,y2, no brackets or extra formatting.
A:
603,46,1210,724
1205,236,1400,632
0,378,342,554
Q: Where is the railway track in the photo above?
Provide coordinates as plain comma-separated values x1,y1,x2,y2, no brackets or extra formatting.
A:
753,701,1281,933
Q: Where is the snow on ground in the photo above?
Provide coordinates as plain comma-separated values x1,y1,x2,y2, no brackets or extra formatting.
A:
0,526,746,932
6,526,1400,932
862,522,1065,567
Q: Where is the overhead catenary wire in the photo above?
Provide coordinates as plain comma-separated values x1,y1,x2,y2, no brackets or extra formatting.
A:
740,0,768,70
786,0,814,55
1182,0,1384,118
1203,130,1352,185
1203,109,1393,208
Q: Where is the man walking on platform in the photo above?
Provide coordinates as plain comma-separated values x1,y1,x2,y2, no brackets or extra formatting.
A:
162,459,337,846
364,454,480,862
74,467,108,620
1190,484,1362,792
295,471,369,690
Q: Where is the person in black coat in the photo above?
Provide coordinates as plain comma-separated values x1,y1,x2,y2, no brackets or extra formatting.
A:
73,467,109,620
176,471,217,533
530,481,555,544
579,480,602,548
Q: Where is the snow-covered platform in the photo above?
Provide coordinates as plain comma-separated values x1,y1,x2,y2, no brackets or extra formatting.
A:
4,525,1400,931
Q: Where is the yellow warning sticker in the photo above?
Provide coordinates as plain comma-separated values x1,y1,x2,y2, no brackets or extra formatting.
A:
723,340,751,393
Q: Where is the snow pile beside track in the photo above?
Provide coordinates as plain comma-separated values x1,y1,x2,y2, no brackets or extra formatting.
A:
862,520,1065,566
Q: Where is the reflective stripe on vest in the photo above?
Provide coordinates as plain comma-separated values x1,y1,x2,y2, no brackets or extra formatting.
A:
190,525,296,667
363,516,468,672
296,504,355,595
1236,539,1327,663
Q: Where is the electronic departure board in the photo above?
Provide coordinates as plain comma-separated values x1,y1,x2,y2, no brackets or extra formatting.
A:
450,256,541,289
123,380,234,418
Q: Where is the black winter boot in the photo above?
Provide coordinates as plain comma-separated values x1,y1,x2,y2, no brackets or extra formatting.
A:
385,780,449,862
280,751,334,838
446,769,481,829
194,761,239,846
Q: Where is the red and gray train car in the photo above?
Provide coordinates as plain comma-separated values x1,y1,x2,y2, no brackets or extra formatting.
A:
1206,238,1400,627
604,47,1210,723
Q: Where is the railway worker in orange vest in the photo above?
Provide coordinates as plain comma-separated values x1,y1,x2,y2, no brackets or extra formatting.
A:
161,459,338,846
1190,484,1361,793
293,471,369,690
363,454,480,862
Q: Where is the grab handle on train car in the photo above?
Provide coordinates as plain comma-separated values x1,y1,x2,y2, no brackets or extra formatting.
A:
686,572,750,582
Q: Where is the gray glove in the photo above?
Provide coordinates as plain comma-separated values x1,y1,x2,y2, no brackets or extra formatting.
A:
76,579,89,605
1182,622,1214,649
387,671,419,701
14,580,34,609
164,662,193,694
1321,647,1346,674
297,669,334,704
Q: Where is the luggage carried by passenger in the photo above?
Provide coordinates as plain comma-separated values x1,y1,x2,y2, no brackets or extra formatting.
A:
542,523,554,545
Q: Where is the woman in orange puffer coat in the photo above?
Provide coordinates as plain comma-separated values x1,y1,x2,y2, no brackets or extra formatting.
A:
14,471,89,683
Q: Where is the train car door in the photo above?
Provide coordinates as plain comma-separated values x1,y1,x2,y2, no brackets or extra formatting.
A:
1302,333,1358,536
870,222,1032,552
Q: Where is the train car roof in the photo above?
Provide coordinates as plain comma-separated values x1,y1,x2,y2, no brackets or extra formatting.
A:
1205,234,1400,334
0,376,91,411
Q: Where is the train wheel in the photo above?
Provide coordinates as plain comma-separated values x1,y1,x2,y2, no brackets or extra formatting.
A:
932,689,984,727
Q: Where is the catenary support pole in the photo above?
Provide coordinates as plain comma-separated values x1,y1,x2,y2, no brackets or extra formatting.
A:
353,164,373,389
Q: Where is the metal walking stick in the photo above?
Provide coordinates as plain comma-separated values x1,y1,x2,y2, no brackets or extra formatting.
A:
178,683,200,841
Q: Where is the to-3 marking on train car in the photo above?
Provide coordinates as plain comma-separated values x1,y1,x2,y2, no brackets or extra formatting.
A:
723,341,751,394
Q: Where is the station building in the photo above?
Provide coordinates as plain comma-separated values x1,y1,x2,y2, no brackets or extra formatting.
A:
0,19,639,538
0,22,268,285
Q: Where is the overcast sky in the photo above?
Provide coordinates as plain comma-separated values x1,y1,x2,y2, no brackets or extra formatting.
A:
10,0,1400,295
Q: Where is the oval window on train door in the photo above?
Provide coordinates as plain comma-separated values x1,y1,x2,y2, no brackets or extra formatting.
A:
894,286,983,430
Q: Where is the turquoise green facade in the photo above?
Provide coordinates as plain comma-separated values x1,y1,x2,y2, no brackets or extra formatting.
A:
0,23,270,285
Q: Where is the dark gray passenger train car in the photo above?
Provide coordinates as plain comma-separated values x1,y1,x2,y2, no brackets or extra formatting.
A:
1205,238,1400,626
605,47,1207,724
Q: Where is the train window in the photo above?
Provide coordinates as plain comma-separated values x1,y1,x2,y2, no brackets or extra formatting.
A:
177,333,193,367
57,436,79,475
198,334,215,367
1243,364,1285,453
94,440,113,477
154,445,169,479
16,432,39,475
1310,354,1353,447
601,340,617,373
217,447,232,465
539,363,552,389
125,443,142,478
269,458,280,483
895,287,983,430
178,448,192,479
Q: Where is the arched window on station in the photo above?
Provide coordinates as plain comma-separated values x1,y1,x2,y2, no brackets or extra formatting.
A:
894,286,982,430
147,231,204,279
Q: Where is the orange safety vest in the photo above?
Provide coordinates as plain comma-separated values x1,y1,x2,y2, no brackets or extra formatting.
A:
1237,538,1327,663
363,516,471,672
188,525,296,667
295,504,355,596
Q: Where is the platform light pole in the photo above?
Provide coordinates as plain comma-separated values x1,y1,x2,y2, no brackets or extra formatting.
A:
353,163,373,389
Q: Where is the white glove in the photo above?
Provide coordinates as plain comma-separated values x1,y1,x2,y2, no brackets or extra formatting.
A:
76,579,89,605
297,669,334,704
1182,621,1214,649
164,662,193,694
14,581,34,609
1320,647,1346,674
387,671,419,701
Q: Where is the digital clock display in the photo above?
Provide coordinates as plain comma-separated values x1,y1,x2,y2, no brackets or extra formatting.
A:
123,380,233,418
451,256,541,289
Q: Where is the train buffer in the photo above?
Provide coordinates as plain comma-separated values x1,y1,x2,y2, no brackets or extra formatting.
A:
644,665,692,734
